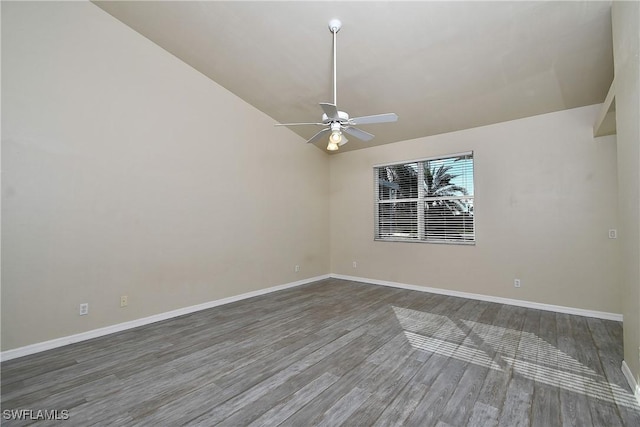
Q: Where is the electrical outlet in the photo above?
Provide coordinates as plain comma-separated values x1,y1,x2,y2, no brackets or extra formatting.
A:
352,261,357,268
514,279,521,288
120,295,128,307
609,229,617,239
79,303,89,315
295,265,300,273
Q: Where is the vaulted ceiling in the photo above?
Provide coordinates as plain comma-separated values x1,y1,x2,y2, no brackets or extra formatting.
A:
93,1,613,153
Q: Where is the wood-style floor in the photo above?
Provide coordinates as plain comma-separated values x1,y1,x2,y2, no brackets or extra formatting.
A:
2,278,639,426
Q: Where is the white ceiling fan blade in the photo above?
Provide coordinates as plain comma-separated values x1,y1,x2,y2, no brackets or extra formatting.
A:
338,136,348,146
343,126,374,141
275,122,324,127
349,113,398,125
307,128,330,144
319,103,339,120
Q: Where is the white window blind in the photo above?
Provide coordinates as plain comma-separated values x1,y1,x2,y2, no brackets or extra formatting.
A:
374,152,474,244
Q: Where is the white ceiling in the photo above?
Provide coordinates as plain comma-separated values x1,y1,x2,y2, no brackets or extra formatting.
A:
93,1,614,153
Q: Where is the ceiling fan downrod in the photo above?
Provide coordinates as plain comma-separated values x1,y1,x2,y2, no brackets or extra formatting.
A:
328,19,341,107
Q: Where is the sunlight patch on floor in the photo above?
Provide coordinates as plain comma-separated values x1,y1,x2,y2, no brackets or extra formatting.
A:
392,306,640,410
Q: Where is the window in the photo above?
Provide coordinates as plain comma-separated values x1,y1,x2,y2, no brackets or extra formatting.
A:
374,152,474,244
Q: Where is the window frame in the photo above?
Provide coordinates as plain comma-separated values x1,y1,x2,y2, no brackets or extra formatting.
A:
373,151,475,245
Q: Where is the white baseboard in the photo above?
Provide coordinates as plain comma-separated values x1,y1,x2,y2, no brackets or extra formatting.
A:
622,360,640,406
330,274,623,322
1,273,623,362
0,274,330,362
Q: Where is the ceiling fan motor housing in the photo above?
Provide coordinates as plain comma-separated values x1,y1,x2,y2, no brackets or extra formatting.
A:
322,111,349,124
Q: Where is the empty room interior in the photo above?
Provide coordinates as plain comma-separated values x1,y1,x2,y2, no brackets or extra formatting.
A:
2,1,640,426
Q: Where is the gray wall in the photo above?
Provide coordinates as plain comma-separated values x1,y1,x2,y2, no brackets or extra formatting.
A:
1,2,330,351
612,0,640,390
330,105,620,314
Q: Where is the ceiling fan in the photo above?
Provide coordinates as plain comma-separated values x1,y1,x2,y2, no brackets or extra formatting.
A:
275,19,398,151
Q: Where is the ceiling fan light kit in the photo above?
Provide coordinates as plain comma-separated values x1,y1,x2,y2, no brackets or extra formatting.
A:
275,18,398,152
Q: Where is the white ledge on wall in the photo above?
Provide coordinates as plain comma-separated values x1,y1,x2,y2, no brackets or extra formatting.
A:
594,78,616,137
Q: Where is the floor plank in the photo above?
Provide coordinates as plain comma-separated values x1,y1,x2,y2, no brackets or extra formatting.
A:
531,311,561,427
2,278,638,426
